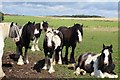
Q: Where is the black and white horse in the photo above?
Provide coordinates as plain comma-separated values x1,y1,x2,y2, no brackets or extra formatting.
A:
74,44,118,78
15,21,35,65
31,21,49,51
42,28,63,73
0,22,20,78
58,23,83,64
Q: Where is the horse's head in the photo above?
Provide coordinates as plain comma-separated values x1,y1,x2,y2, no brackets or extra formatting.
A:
42,21,49,32
9,22,20,42
74,23,83,43
45,28,54,47
100,44,113,66
23,21,35,41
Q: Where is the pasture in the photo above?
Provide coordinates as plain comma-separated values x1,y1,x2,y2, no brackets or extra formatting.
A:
2,15,119,78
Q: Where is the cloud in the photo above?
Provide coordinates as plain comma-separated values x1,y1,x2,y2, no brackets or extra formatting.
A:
2,0,119,2
2,2,118,17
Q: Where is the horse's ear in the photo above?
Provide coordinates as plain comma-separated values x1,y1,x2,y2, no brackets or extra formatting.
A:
81,24,83,27
43,21,44,23
10,22,14,27
110,44,113,48
103,44,105,48
16,23,17,25
33,21,35,25
28,21,30,24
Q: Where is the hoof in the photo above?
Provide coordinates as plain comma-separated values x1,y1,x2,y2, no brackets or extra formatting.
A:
17,61,24,65
26,59,29,64
31,49,35,52
114,75,118,78
17,56,24,65
42,66,48,70
48,69,55,73
36,48,40,51
58,61,62,64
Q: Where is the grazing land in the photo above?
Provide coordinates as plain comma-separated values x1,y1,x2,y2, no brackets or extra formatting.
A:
2,15,119,79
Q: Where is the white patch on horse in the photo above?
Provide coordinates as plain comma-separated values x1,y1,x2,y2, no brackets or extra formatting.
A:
34,28,39,34
17,55,24,65
46,28,54,47
85,55,92,65
48,58,55,73
58,51,62,64
52,35,61,49
40,22,43,29
53,30,59,34
103,72,118,78
35,38,40,51
31,39,36,51
103,49,109,65
77,30,82,42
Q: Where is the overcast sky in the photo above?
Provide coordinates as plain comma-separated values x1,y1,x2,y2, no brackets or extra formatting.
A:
1,1,118,18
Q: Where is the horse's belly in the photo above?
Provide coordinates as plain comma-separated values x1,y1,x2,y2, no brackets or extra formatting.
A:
84,64,94,73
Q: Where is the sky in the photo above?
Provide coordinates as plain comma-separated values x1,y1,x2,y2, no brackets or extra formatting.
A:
0,1,119,18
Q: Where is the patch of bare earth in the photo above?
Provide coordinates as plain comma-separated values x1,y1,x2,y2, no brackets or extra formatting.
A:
2,51,56,79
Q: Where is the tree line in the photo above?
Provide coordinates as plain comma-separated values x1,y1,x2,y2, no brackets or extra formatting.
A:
0,12,4,22
52,15,104,18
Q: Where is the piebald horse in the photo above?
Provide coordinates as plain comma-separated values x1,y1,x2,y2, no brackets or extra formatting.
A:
74,44,118,78
15,21,35,65
42,28,63,73
31,21,49,51
0,22,20,78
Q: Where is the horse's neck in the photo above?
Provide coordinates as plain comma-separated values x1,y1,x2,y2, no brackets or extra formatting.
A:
0,23,11,39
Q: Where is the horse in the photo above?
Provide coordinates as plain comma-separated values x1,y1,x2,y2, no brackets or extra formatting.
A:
0,22,20,78
42,27,63,73
58,23,83,64
31,21,49,51
74,44,118,78
15,21,36,65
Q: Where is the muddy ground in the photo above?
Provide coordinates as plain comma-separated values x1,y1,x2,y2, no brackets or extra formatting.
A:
2,51,59,80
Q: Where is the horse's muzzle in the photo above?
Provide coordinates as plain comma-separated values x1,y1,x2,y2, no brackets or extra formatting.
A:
31,36,35,41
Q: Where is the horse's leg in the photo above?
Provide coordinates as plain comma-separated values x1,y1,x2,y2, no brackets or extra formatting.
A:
103,72,118,78
48,51,55,73
17,47,24,65
58,50,62,64
91,62,104,78
42,51,48,70
70,44,76,63
0,40,5,78
15,46,20,59
35,38,40,51
74,55,85,76
64,46,69,64
31,38,36,51
23,47,29,64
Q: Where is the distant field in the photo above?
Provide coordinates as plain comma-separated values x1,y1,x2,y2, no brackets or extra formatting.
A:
4,15,118,28
3,15,119,78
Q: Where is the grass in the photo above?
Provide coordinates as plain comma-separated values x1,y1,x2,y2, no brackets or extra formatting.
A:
3,15,119,78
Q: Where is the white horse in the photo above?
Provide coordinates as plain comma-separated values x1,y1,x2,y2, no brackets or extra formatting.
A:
0,22,20,78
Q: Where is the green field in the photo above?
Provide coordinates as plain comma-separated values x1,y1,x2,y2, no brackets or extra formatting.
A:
3,15,119,78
